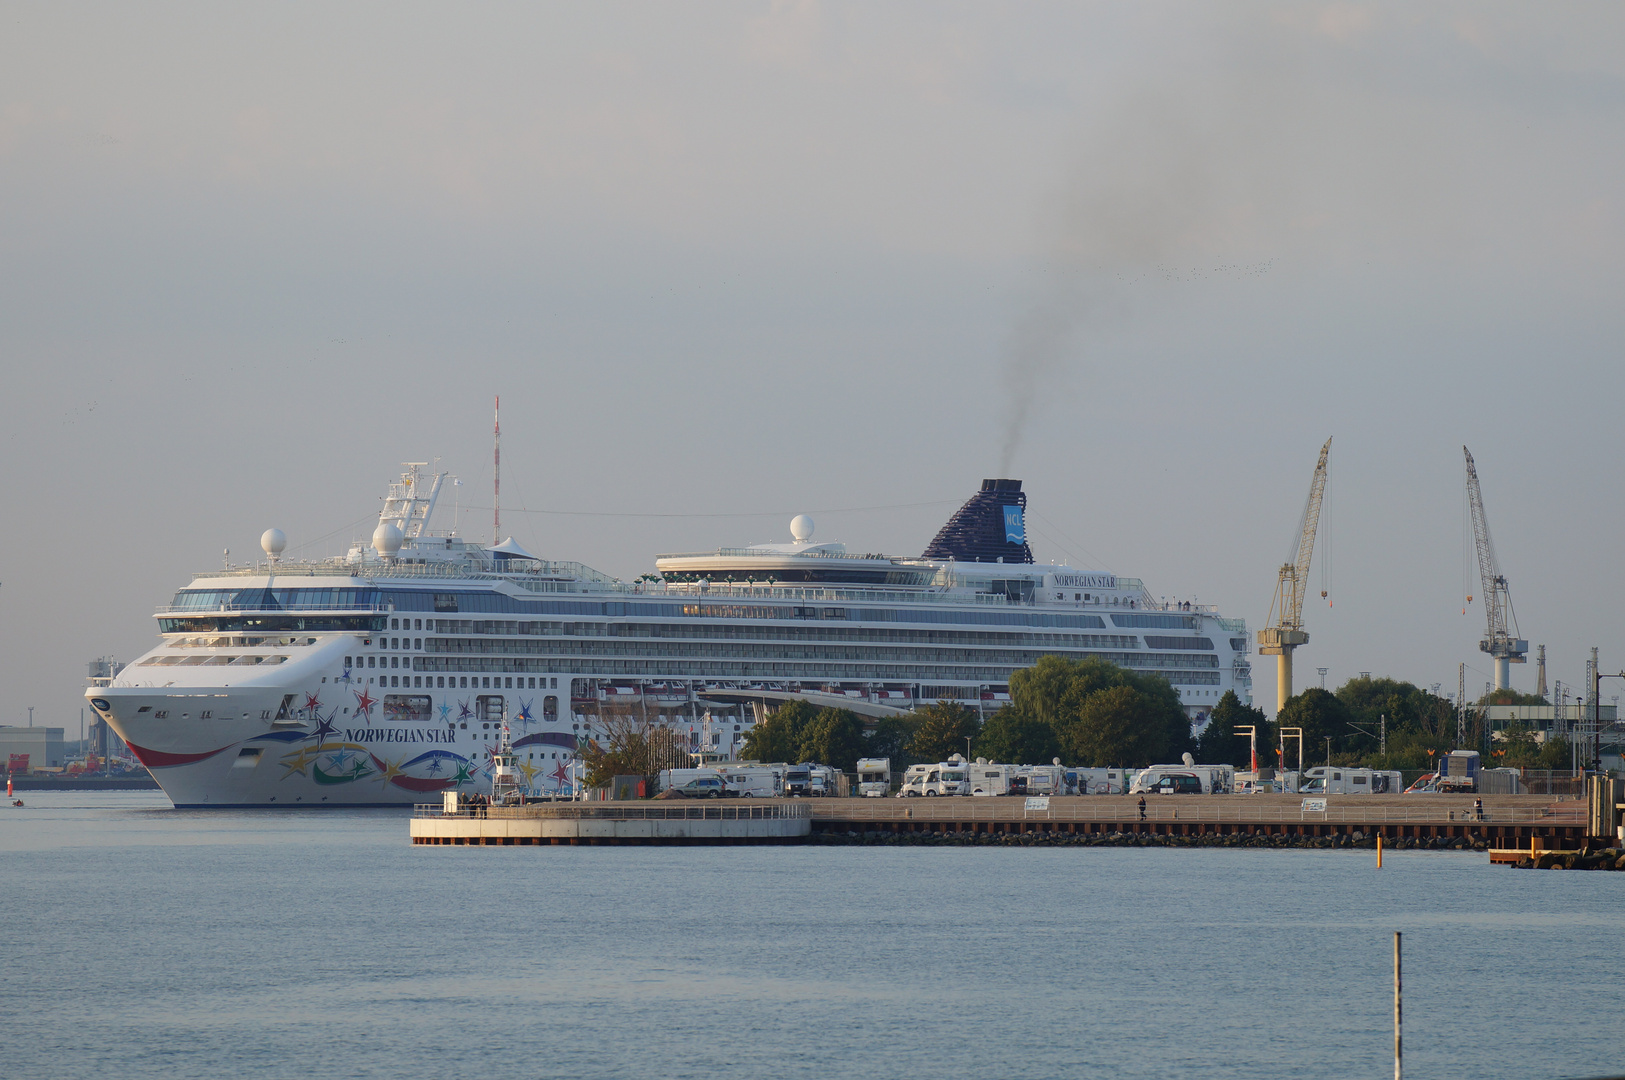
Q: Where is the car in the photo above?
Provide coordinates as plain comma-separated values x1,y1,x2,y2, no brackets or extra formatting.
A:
1151,774,1204,795
676,776,730,799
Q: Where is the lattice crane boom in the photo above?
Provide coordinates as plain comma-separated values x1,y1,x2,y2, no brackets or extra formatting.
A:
1463,446,1526,691
1258,437,1331,713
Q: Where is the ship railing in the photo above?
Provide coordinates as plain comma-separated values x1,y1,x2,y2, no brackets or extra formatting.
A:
155,602,389,614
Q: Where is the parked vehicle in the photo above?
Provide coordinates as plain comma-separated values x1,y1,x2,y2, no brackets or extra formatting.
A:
719,765,783,798
1017,763,1069,797
967,761,1017,796
1067,767,1130,795
856,757,892,798
1298,768,1404,795
659,767,724,793
896,758,970,797
785,762,841,796
1437,750,1480,793
1130,760,1234,795
676,776,731,798
1404,772,1439,794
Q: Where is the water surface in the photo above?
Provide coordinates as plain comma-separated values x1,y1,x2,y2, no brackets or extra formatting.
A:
2,792,1619,1079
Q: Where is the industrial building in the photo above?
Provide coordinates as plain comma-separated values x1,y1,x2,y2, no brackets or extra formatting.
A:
1,726,67,772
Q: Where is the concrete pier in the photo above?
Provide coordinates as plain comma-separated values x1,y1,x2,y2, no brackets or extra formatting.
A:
410,800,810,846
806,793,1586,847
411,793,1586,848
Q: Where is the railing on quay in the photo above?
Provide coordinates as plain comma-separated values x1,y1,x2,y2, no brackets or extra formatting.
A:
809,801,1585,827
414,801,810,822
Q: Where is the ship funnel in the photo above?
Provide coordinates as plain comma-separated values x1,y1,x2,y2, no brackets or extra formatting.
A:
921,479,1034,564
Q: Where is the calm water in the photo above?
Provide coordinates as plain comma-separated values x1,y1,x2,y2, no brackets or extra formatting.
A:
2,792,1621,1080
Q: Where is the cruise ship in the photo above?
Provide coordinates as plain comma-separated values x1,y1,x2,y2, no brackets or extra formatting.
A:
87,465,1253,807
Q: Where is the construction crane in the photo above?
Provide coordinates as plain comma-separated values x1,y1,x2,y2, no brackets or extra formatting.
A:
1258,437,1331,714
1463,446,1527,691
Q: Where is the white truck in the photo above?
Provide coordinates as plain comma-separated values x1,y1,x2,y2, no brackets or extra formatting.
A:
856,757,892,798
896,758,971,797
785,762,842,796
1437,750,1480,793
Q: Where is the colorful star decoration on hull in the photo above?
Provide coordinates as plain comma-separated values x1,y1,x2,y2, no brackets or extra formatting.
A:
438,702,452,722
353,687,377,719
457,700,473,721
514,698,535,727
306,709,340,743
304,692,322,713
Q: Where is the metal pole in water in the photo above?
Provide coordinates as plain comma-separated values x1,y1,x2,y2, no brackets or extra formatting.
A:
1394,931,1403,1080
1376,833,1382,868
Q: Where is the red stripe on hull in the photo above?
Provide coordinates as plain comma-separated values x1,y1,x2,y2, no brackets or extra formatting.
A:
127,742,233,768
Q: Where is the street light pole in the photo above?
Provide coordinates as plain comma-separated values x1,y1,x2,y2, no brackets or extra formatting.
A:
1593,669,1625,775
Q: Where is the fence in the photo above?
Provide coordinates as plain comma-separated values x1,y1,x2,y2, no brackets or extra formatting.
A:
809,800,1584,828
415,801,809,822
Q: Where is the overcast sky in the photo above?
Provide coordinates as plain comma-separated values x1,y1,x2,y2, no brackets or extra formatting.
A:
4,2,1623,731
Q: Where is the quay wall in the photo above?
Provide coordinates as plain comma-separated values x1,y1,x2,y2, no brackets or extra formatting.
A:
410,793,1586,848
807,793,1585,847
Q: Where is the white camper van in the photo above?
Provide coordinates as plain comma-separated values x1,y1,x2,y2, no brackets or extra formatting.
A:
719,765,783,798
1016,763,1068,797
896,758,970,797
1068,768,1130,795
967,761,1017,796
1130,760,1234,795
1298,768,1403,795
856,757,892,798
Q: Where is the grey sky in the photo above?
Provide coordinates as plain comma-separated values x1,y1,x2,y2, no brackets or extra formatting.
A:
3,2,1623,730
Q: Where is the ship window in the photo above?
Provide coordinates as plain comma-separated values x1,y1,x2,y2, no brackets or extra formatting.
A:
367,656,375,668
552,678,558,689
391,619,398,630
414,638,422,650
460,677,468,688
505,677,513,689
414,619,422,630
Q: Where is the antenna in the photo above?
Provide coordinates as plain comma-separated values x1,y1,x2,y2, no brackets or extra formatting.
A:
493,395,501,546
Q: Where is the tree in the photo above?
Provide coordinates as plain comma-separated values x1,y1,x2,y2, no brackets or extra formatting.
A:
867,714,922,770
1277,688,1356,767
1481,687,1548,707
906,701,982,763
1061,684,1180,768
1194,690,1272,768
741,699,818,763
797,708,868,772
579,708,686,791
976,706,1063,765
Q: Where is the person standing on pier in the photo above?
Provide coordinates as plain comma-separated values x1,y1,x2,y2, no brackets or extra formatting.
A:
1138,796,1146,821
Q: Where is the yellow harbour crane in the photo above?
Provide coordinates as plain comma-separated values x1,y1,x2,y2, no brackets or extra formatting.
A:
1258,438,1331,713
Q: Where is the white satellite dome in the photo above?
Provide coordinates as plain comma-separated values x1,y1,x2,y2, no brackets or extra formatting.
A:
790,514,815,543
260,528,287,561
372,521,404,557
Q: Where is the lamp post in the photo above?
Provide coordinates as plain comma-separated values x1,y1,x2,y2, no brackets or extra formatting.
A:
1592,669,1625,775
